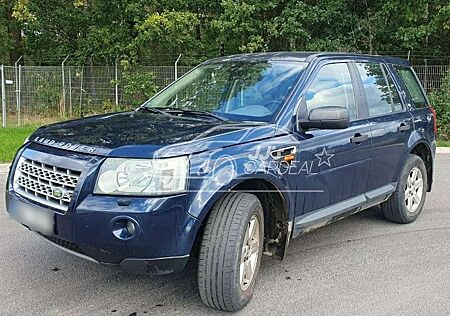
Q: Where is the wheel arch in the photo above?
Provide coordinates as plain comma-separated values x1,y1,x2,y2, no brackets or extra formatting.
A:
191,177,292,260
231,179,291,260
409,141,433,191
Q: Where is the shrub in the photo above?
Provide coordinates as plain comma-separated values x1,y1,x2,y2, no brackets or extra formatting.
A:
119,61,158,106
429,75,450,141
33,72,61,117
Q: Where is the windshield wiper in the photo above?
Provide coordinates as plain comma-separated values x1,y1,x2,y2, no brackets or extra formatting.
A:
135,106,172,116
155,107,228,122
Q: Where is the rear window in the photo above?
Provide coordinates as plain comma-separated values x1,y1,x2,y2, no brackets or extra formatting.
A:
394,66,428,108
356,63,402,117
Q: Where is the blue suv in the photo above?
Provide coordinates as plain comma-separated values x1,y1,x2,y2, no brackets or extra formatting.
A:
6,52,436,311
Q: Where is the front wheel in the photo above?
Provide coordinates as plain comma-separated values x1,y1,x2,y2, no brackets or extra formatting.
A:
381,154,428,223
198,193,264,311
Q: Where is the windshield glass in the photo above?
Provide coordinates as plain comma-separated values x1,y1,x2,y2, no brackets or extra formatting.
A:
144,61,307,122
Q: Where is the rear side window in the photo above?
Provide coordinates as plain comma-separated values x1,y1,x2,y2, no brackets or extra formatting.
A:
384,67,403,112
356,63,402,117
394,66,428,108
306,63,357,119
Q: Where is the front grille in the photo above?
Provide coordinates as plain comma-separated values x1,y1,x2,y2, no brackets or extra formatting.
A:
13,157,82,212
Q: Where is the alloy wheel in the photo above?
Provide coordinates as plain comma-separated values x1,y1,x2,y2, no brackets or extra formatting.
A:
405,167,424,213
240,215,260,291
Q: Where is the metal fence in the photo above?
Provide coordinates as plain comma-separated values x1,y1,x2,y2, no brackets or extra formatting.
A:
1,63,449,127
1,64,192,127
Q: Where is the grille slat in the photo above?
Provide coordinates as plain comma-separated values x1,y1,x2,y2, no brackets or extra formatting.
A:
13,157,82,212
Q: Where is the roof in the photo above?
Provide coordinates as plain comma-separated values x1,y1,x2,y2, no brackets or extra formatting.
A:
203,51,410,66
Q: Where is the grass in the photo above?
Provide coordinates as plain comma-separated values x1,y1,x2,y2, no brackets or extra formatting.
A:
0,123,449,164
0,125,40,163
437,140,450,147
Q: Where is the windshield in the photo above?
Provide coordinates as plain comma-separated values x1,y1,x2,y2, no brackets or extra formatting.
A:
144,61,307,122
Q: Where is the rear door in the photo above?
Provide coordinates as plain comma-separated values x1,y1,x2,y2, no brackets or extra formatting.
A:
354,62,414,191
392,65,434,141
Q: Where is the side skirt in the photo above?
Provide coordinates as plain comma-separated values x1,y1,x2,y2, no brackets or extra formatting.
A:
291,183,396,239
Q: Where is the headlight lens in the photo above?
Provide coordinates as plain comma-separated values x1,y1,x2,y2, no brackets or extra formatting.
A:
94,156,189,195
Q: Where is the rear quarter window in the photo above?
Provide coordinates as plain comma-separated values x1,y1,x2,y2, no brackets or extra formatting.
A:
394,66,428,108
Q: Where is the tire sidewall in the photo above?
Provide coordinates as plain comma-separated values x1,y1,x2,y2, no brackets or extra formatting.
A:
397,155,428,222
232,200,264,308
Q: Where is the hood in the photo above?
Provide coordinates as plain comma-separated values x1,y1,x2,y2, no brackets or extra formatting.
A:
29,111,278,158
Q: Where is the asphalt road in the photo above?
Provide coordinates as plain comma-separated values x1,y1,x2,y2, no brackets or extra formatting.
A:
1,155,449,316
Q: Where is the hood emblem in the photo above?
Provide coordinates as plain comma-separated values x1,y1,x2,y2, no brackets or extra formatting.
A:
52,187,67,200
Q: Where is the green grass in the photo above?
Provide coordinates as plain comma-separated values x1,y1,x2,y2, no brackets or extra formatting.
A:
0,125,40,163
437,140,450,147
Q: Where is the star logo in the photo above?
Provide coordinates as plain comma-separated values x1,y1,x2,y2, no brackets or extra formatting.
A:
315,147,334,167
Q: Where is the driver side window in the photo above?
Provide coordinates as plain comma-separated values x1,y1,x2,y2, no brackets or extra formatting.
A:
306,63,357,120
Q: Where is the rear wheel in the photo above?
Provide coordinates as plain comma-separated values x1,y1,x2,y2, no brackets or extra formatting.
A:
381,154,427,223
198,193,264,311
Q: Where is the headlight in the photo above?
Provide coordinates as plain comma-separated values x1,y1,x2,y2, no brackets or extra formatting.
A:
94,156,189,195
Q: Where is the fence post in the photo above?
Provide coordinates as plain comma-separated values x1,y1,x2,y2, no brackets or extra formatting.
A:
1,65,6,127
174,54,182,81
115,57,119,106
68,66,72,117
61,55,70,117
15,56,23,126
79,67,83,117
18,65,22,125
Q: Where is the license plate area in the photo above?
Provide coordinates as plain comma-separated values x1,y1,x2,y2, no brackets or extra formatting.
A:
10,202,55,236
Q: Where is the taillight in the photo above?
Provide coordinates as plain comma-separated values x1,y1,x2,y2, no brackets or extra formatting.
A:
430,106,437,136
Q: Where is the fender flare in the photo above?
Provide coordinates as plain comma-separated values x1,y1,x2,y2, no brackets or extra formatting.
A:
186,168,293,223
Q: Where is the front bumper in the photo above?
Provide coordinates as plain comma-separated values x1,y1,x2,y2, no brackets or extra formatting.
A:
6,190,199,274
39,232,190,274
6,144,201,275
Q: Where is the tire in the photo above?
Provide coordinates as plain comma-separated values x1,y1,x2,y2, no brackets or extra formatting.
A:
381,154,428,223
198,192,264,312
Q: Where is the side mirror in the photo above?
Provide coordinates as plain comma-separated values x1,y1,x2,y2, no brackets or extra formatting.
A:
299,106,350,130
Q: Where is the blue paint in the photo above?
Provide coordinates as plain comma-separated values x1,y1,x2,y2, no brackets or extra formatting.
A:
5,52,435,274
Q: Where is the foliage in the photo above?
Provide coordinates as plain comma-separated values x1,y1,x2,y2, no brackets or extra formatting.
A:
1,0,449,65
33,72,62,116
0,21,11,64
429,75,450,140
119,61,158,106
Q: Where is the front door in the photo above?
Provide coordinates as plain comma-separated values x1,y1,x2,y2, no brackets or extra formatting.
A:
293,62,372,218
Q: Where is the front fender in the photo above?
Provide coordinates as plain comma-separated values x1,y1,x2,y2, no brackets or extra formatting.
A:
186,145,295,222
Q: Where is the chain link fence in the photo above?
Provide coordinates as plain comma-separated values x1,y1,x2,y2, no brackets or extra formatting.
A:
1,62,449,127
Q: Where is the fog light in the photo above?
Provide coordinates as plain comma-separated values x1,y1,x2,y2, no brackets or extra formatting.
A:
111,217,138,240
126,220,136,235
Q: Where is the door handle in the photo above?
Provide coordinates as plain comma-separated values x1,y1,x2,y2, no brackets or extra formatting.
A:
398,122,411,133
350,133,369,144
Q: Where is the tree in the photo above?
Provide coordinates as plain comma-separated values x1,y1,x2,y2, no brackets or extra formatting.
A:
1,0,449,65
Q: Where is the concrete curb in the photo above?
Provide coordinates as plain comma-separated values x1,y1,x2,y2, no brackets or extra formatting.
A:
0,147,449,173
0,164,10,174
436,147,450,154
